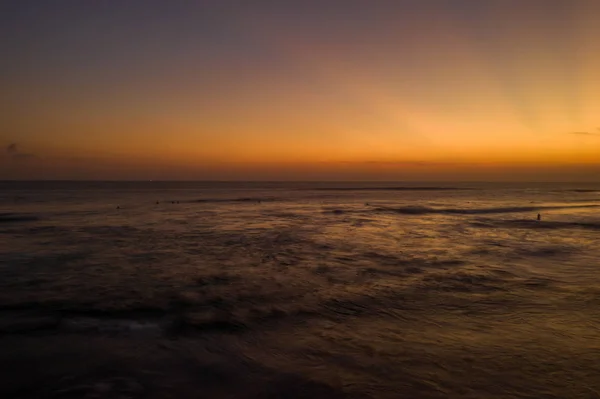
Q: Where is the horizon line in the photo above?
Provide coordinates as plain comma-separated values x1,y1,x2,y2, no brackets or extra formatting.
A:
1,179,598,184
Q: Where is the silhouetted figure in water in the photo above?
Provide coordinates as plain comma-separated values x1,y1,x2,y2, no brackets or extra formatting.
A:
156,201,159,204
117,206,121,210
365,202,370,206
537,213,541,221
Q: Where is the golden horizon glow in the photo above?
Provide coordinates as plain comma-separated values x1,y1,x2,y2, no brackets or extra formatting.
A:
2,2,600,181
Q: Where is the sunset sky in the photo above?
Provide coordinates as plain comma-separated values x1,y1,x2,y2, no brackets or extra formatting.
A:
1,0,599,181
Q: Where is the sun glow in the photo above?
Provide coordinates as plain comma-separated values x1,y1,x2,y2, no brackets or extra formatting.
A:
2,2,600,180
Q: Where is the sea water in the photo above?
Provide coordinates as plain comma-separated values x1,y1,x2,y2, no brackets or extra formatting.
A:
1,181,599,398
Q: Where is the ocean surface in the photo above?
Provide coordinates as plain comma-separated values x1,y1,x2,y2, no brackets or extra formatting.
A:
1,181,600,398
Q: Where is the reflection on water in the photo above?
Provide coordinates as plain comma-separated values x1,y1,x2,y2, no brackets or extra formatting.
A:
1,181,600,398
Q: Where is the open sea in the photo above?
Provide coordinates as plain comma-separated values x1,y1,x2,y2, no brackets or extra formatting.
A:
1,181,599,398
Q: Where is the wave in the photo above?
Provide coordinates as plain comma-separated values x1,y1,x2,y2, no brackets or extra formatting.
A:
559,189,600,193
374,204,600,215
471,219,600,231
324,209,348,215
190,197,278,204
0,213,40,223
307,186,473,191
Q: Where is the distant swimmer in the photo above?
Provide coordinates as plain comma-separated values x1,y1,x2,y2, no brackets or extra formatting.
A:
365,202,370,206
117,206,121,210
537,213,541,221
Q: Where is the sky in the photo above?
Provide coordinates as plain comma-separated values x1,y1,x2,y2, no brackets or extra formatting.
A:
1,0,600,181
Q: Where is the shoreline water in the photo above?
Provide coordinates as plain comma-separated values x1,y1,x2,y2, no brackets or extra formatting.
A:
1,182,599,398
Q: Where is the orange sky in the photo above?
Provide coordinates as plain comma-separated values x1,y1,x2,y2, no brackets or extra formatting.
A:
1,1,599,181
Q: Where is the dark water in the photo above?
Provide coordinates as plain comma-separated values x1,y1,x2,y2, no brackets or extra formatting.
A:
1,181,600,398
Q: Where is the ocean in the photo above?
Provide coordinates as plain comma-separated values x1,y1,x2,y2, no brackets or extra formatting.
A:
1,181,599,398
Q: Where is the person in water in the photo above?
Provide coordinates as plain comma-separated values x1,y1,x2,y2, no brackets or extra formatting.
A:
537,213,541,221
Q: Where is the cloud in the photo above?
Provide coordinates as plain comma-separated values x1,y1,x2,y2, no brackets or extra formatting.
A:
569,131,600,136
12,153,36,160
4,143,36,160
330,160,458,167
6,143,18,154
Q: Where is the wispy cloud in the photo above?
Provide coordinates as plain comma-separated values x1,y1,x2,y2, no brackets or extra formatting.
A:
324,160,459,167
6,143,18,154
5,143,36,160
569,131,600,136
12,153,36,160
